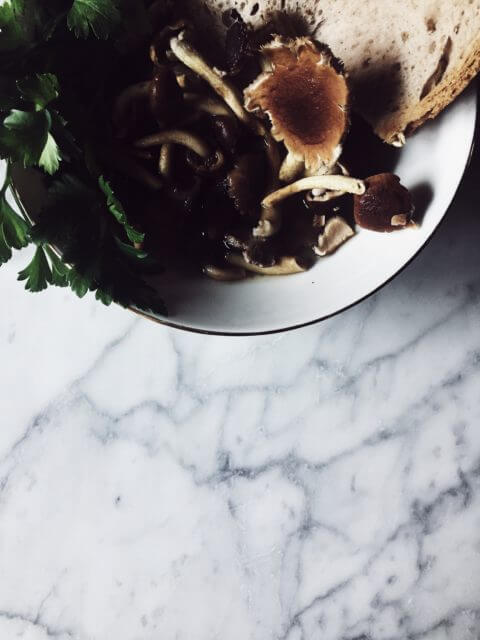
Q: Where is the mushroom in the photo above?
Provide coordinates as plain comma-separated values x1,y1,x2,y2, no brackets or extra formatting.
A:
314,216,354,256
279,152,304,183
253,128,283,237
113,81,151,134
211,116,239,154
305,162,351,203
149,66,184,126
104,148,163,191
262,175,365,209
224,231,250,251
226,252,306,275
186,149,225,174
183,93,233,117
353,173,415,232
169,31,263,135
244,36,349,174
168,175,202,211
135,129,211,159
223,9,254,76
150,19,190,67
226,153,266,216
203,264,247,281
159,144,173,177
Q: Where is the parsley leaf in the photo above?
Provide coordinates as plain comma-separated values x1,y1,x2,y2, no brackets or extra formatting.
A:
39,132,61,174
67,0,121,39
45,246,69,287
0,194,29,249
0,109,61,174
98,176,145,245
1,109,49,166
17,73,59,110
18,245,52,292
0,225,12,264
0,0,29,52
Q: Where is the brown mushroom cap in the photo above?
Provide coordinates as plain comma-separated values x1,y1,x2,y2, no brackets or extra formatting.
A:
353,173,415,232
244,37,349,173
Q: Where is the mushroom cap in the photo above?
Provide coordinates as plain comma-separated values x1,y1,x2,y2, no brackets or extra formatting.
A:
244,36,349,173
353,173,414,232
315,216,354,256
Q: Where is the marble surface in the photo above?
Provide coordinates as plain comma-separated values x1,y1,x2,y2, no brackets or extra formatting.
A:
1,143,480,640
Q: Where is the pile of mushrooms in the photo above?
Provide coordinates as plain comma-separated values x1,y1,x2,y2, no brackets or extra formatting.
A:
110,12,415,281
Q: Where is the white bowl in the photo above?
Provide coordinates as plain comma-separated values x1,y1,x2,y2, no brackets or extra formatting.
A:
12,84,477,335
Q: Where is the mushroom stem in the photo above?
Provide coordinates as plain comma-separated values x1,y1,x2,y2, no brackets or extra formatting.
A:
203,264,247,281
252,131,283,238
159,144,173,177
305,162,351,202
252,209,281,238
226,252,306,276
113,81,151,130
183,93,233,117
134,129,210,159
262,175,365,208
106,152,163,191
170,32,263,134
279,152,304,183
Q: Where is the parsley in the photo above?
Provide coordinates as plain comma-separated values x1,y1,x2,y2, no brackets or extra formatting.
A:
17,245,52,292
17,73,60,109
99,176,145,246
0,0,167,316
67,0,121,39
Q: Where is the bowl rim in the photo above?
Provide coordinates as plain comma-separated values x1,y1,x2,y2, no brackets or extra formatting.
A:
129,84,479,336
11,84,478,337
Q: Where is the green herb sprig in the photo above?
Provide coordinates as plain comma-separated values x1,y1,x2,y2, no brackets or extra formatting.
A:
0,0,167,315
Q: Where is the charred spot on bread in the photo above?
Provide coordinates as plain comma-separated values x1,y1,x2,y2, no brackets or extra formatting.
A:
421,37,453,99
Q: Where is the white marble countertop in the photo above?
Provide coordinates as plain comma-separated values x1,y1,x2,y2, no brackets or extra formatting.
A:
1,144,480,640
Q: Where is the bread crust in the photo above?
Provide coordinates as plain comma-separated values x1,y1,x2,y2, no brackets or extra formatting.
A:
377,35,480,143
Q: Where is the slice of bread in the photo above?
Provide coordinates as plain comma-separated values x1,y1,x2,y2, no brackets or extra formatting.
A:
191,0,480,144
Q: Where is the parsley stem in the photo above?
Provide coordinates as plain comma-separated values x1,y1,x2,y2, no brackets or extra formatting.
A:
0,161,12,198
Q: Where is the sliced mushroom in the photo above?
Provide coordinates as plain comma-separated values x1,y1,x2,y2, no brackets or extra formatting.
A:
262,175,365,209
279,152,304,183
135,129,210,159
314,216,354,256
203,264,247,281
170,31,263,134
353,173,414,232
226,252,306,275
244,36,349,173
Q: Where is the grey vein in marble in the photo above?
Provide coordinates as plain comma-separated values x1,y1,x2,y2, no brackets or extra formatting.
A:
0,151,480,640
